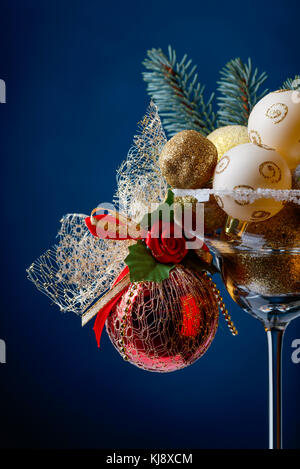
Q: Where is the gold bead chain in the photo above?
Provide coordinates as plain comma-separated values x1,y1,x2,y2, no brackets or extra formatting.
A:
204,272,238,336
119,283,138,361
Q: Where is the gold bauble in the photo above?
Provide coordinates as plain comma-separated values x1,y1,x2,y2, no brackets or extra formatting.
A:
207,125,249,161
159,130,217,189
246,203,300,249
174,195,226,234
204,196,227,233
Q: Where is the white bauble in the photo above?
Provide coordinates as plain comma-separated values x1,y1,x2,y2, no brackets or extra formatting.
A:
212,143,292,222
248,90,300,169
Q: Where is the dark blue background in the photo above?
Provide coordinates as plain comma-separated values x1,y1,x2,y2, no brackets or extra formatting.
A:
0,0,299,449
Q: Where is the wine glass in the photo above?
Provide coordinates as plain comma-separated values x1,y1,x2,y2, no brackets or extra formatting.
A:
204,228,300,449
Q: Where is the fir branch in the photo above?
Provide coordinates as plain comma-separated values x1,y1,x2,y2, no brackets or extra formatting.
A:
217,58,268,126
281,75,300,90
142,46,216,137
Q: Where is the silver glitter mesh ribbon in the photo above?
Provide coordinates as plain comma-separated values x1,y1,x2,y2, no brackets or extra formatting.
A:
173,188,300,205
27,102,168,316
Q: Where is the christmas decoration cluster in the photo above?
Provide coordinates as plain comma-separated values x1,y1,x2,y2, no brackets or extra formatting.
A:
27,46,300,373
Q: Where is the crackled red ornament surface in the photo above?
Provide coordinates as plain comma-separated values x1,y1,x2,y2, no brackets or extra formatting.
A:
106,266,219,372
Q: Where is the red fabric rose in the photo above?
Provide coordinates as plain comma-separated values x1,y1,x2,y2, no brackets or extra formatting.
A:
146,221,188,264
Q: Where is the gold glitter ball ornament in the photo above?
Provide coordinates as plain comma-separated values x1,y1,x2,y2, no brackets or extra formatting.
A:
207,125,249,161
247,202,300,249
159,130,218,189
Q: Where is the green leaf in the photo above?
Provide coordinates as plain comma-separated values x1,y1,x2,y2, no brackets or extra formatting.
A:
165,188,174,206
140,189,175,230
142,46,216,136
125,241,174,282
217,57,268,126
181,250,219,276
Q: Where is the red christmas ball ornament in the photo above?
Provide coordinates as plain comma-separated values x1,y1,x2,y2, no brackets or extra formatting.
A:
106,266,219,372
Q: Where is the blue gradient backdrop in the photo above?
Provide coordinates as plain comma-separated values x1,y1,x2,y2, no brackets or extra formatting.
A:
0,0,299,449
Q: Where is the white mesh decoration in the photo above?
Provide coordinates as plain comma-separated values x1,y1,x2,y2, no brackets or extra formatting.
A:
27,102,168,316
27,214,134,314
114,101,168,221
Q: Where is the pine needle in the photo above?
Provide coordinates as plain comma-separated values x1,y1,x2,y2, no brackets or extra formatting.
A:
142,46,216,137
217,58,268,126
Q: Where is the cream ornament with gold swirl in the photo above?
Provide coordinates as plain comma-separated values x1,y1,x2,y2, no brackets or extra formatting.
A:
248,90,300,169
212,143,292,222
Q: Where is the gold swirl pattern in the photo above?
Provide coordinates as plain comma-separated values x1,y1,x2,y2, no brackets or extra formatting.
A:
259,143,275,151
250,210,271,220
265,103,288,124
233,185,255,205
248,129,261,145
259,161,282,183
215,155,230,174
274,89,289,93
248,130,274,150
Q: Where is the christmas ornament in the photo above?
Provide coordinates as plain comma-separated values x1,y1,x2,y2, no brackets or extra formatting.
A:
106,266,219,372
247,203,300,249
248,90,300,169
204,196,227,233
159,130,218,189
27,103,237,374
212,143,292,222
174,194,226,234
86,203,236,368
207,125,249,160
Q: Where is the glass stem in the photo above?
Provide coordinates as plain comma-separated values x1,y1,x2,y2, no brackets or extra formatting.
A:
266,327,285,450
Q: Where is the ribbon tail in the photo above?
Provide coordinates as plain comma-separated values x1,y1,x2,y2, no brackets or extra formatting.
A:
81,272,130,327
81,268,131,347
93,288,127,348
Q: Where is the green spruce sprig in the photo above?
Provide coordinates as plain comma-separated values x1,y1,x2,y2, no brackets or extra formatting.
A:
217,58,268,126
143,46,299,135
281,75,300,90
142,46,216,137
